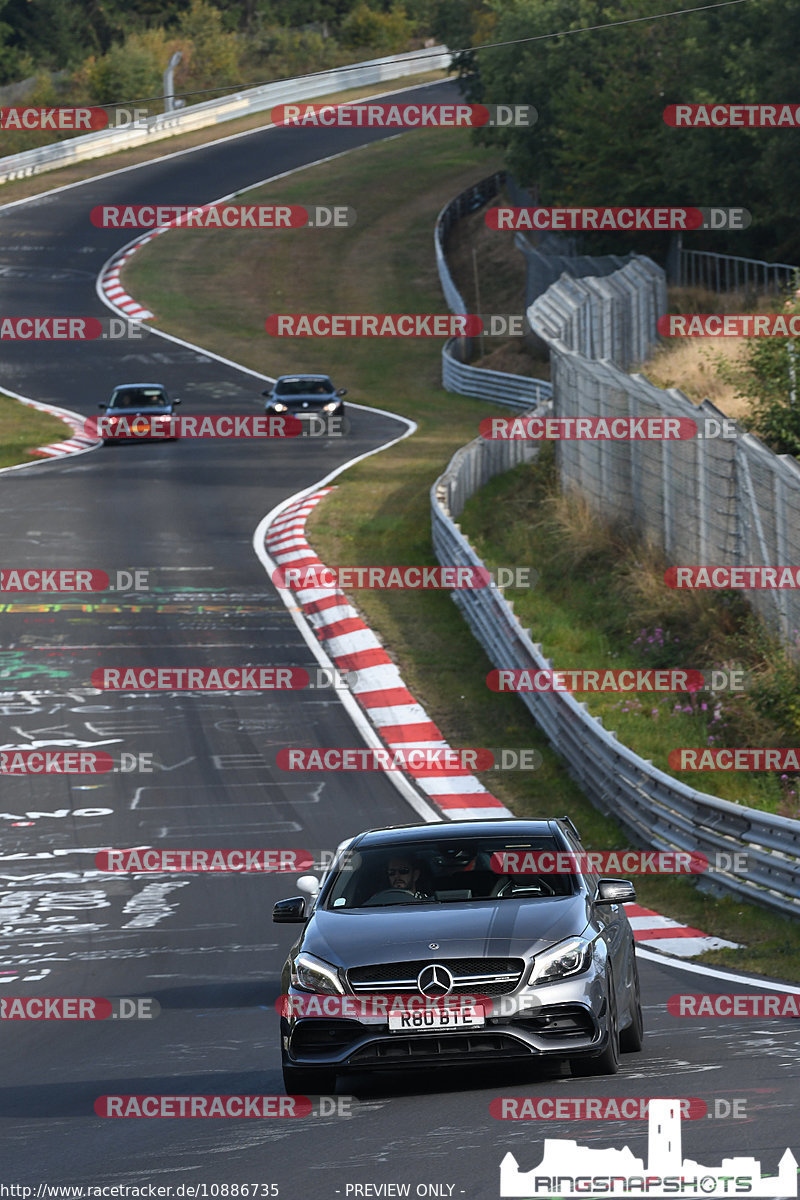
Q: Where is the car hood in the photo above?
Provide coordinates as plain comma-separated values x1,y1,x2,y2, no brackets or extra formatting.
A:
301,896,593,968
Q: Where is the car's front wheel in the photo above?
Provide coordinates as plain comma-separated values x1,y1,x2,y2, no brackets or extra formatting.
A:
619,953,644,1053
570,981,620,1077
282,1063,338,1095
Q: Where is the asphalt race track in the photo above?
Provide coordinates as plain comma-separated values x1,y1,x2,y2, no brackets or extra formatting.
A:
0,79,799,1200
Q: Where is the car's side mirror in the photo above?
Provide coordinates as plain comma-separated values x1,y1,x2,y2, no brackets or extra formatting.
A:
273,896,306,923
296,875,320,896
595,878,636,905
336,388,347,396
98,402,108,409
261,389,273,398
172,398,181,405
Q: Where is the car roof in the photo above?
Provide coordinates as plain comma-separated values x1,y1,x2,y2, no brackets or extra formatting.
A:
111,382,167,389
348,819,572,849
275,374,332,382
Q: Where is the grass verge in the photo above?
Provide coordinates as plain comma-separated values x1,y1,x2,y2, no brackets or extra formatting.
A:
0,395,73,468
123,124,800,979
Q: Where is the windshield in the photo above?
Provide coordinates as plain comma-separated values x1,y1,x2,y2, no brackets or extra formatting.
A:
276,378,334,396
110,388,169,408
322,836,576,909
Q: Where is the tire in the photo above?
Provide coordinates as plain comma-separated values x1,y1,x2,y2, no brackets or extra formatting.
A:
571,981,620,1077
282,1063,338,1095
619,954,644,1053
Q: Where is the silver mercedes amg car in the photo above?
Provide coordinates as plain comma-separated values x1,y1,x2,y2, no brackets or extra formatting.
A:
273,818,644,1093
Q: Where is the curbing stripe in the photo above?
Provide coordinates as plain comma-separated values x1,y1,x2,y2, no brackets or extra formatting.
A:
262,488,510,822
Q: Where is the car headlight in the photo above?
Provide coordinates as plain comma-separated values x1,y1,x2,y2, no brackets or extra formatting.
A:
529,936,593,985
291,952,345,995
322,401,339,413
271,402,288,412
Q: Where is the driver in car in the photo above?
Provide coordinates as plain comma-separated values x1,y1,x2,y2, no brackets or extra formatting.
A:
366,855,431,903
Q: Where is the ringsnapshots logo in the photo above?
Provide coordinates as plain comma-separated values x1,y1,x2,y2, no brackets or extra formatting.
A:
91,204,355,230
272,102,536,128
486,207,750,232
499,1098,798,1197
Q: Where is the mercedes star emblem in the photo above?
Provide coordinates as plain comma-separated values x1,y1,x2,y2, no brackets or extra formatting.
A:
417,964,454,996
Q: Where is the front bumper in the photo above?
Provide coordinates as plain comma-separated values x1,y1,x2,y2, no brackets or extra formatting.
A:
282,976,611,1072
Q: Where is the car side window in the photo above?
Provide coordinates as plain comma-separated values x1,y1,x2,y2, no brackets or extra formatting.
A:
564,829,599,896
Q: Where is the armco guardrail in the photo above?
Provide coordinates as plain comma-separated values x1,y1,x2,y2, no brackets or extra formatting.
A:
441,341,552,409
528,256,800,645
434,169,504,319
430,411,800,918
435,170,553,407
0,46,450,184
677,247,798,295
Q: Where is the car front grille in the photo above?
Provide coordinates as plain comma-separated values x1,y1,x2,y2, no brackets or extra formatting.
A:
347,958,526,998
346,1032,532,1064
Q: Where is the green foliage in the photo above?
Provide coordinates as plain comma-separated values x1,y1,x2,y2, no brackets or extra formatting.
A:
176,0,241,89
716,289,800,456
468,0,800,261
340,2,413,51
83,30,167,105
